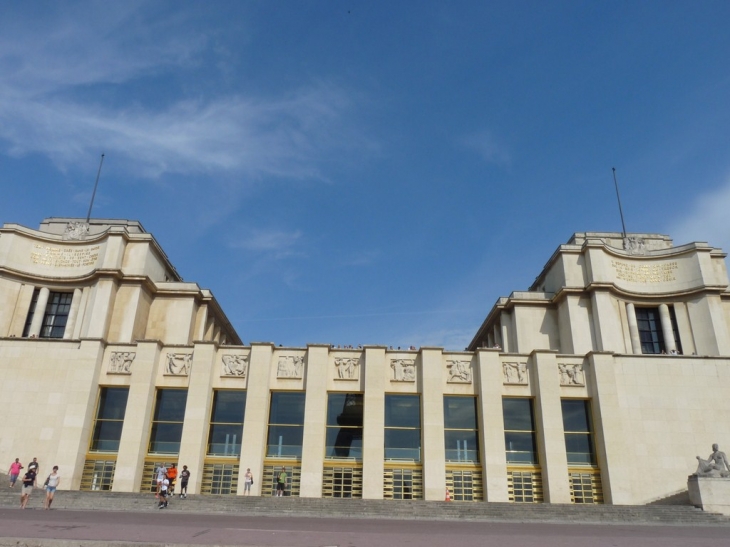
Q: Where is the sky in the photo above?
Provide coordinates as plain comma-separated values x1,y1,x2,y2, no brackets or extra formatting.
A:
1,1,729,350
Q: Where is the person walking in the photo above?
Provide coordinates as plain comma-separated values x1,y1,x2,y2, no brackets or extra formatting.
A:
244,468,253,495
44,466,60,509
27,457,40,477
167,463,178,495
158,477,170,509
178,465,190,499
8,458,23,488
276,467,287,497
155,463,167,498
20,467,36,509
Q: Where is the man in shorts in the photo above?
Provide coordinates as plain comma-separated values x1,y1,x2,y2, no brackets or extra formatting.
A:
7,458,23,488
276,467,287,497
27,458,40,477
20,468,36,509
167,463,178,495
178,465,190,499
155,463,167,498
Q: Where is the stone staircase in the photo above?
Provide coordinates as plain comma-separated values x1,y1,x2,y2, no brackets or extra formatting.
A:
0,486,728,525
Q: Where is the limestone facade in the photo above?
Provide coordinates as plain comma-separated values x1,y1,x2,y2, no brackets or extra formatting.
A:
1,222,729,505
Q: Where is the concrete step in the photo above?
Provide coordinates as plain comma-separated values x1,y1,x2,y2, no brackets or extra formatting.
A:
0,488,728,525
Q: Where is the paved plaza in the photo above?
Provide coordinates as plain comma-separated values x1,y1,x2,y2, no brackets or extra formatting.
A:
1,508,728,547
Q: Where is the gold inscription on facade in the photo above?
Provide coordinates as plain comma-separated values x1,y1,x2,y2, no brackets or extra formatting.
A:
611,260,677,283
30,245,100,268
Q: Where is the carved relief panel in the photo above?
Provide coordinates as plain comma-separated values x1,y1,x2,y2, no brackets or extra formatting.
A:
277,355,304,378
222,354,249,378
558,363,585,386
109,351,135,374
165,353,192,376
447,360,472,383
502,362,528,385
335,357,360,380
390,359,416,382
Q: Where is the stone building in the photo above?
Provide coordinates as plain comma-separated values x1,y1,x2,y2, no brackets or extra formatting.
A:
1,219,729,504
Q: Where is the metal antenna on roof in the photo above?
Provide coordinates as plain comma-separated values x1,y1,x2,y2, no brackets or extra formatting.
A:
612,167,627,239
86,153,105,223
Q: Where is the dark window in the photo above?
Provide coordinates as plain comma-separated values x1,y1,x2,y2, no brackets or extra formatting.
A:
384,395,421,461
561,399,596,465
267,392,306,458
90,387,129,452
40,292,73,338
149,389,188,454
503,398,538,464
207,390,247,456
636,307,663,354
443,396,480,462
326,393,363,460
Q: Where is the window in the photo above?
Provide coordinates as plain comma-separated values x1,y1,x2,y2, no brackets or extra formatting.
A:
503,398,538,464
636,307,664,354
325,393,363,460
635,306,682,355
148,389,188,454
267,392,306,458
40,292,73,338
90,387,129,452
384,394,421,461
207,390,247,456
561,399,596,465
443,396,480,463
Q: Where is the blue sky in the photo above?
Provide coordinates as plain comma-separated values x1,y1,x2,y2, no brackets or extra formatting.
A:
1,1,729,349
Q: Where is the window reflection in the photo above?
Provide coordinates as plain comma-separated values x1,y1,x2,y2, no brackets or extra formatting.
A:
267,392,306,458
561,399,596,465
208,390,247,456
90,387,129,452
502,398,538,464
149,389,188,454
384,395,421,461
443,396,480,462
326,393,363,459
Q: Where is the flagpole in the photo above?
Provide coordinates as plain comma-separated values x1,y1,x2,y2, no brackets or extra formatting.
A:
86,153,105,223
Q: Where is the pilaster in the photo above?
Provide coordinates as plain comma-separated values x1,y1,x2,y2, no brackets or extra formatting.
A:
362,346,386,499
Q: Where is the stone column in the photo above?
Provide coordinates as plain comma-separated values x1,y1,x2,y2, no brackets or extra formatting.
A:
362,346,386,499
420,347,446,501
63,288,83,340
659,304,676,353
532,350,571,503
237,342,274,495
28,287,49,337
625,303,641,354
586,352,630,504
475,349,509,501
8,284,35,337
114,340,162,492
72,288,90,340
177,342,217,495
299,344,330,497
501,322,510,353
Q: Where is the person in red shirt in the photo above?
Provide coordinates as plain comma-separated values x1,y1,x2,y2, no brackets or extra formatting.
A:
167,463,178,495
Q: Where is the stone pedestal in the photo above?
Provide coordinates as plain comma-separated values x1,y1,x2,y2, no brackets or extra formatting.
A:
688,475,730,515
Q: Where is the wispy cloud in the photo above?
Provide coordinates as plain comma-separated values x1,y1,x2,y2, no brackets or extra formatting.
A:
460,130,511,166
0,3,369,181
666,174,730,253
230,228,304,257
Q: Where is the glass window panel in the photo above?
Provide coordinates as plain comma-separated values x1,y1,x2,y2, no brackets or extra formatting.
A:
502,398,535,431
504,432,538,464
149,423,184,453
90,421,124,451
266,425,304,457
327,393,363,427
385,395,421,428
153,390,188,422
97,388,130,420
444,430,479,462
443,396,478,430
561,400,591,432
208,424,243,456
384,428,421,460
211,391,247,423
565,434,595,464
325,427,363,458
269,392,306,424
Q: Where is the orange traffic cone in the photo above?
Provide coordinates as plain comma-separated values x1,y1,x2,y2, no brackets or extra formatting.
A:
445,487,451,502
